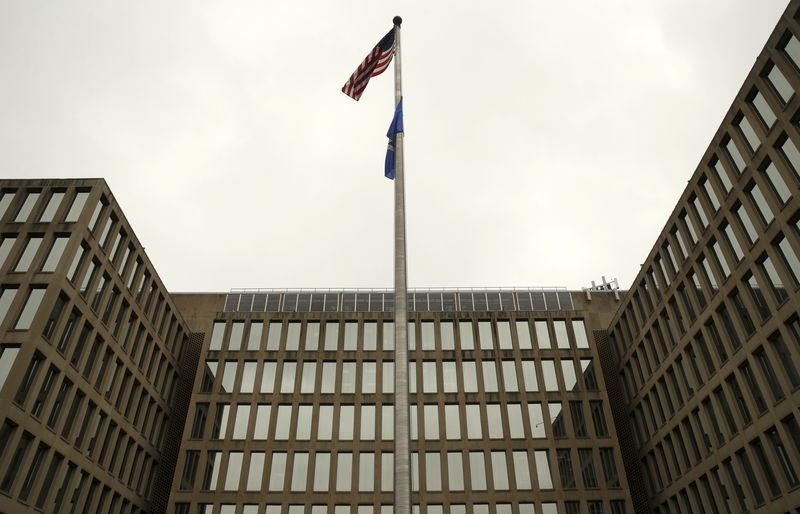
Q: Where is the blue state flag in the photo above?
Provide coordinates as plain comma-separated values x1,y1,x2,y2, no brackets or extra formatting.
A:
385,99,404,180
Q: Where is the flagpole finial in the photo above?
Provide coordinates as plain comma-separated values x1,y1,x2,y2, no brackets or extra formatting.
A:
393,16,402,26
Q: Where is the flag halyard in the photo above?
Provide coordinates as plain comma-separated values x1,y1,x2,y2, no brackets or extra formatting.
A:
341,29,395,101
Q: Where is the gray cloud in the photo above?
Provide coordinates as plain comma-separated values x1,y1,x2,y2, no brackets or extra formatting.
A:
0,0,789,291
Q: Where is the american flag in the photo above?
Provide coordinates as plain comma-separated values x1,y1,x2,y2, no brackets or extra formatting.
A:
341,29,395,101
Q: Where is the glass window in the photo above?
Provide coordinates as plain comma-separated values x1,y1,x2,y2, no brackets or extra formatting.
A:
759,255,789,304
490,451,509,490
423,404,439,440
561,359,577,391
579,448,598,488
437,321,454,350
268,452,287,491
424,452,441,491
737,114,761,151
240,361,257,393
542,360,558,391
775,236,800,285
501,360,518,392
209,322,225,351
341,361,356,393
469,452,487,491
275,405,292,440
535,320,551,348
363,322,377,351
0,191,14,220
573,319,589,348
591,400,609,437
534,450,553,489
382,404,393,440
497,321,512,349
486,404,502,439
291,452,309,491
15,236,42,272
247,452,265,491
220,361,237,393
762,161,791,204
320,361,335,393
767,63,793,103
554,320,569,348
465,404,482,439
735,204,758,244
14,192,40,222
712,158,734,195
360,404,375,441
260,361,277,393
232,404,250,439
528,402,545,438
343,322,357,351
420,321,435,350
481,361,498,392
319,405,334,440
462,361,478,392
447,452,464,491
41,236,69,272
444,404,460,439
780,136,800,178
336,452,352,491
0,346,20,391
422,361,437,393
383,361,394,393
751,90,777,128
441,361,457,392
748,183,775,224
222,452,243,490
521,360,538,391
769,332,800,388
557,449,576,488
570,401,587,437
267,321,282,350
340,405,354,440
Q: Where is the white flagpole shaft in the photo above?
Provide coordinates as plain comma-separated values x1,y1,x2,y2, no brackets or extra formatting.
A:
391,15,411,514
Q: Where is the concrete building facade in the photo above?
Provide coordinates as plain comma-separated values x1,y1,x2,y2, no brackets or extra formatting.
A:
2,2,800,514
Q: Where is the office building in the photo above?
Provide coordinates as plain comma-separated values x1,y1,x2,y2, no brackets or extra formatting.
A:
167,288,632,514
604,2,800,513
0,179,191,513
1,2,800,513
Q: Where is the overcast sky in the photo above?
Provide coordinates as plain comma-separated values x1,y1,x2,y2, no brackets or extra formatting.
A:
0,1,791,292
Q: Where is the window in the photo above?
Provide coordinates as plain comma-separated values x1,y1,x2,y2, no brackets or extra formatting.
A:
759,255,789,304
590,400,609,437
269,452,287,491
712,158,734,196
14,192,40,222
290,452,308,488
570,401,587,437
750,89,776,128
762,161,791,204
774,235,800,285
729,289,755,335
248,452,266,491
534,450,553,489
521,360,538,391
447,452,464,491
15,236,42,272
735,203,758,244
549,402,566,438
769,331,800,388
748,183,775,225
208,322,225,350
0,432,33,492
469,452,487,491
737,114,761,151
534,320,551,348
14,351,44,406
765,62,793,104
542,360,558,391
528,403,545,438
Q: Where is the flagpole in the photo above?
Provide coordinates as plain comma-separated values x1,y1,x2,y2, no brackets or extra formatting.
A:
391,14,411,514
